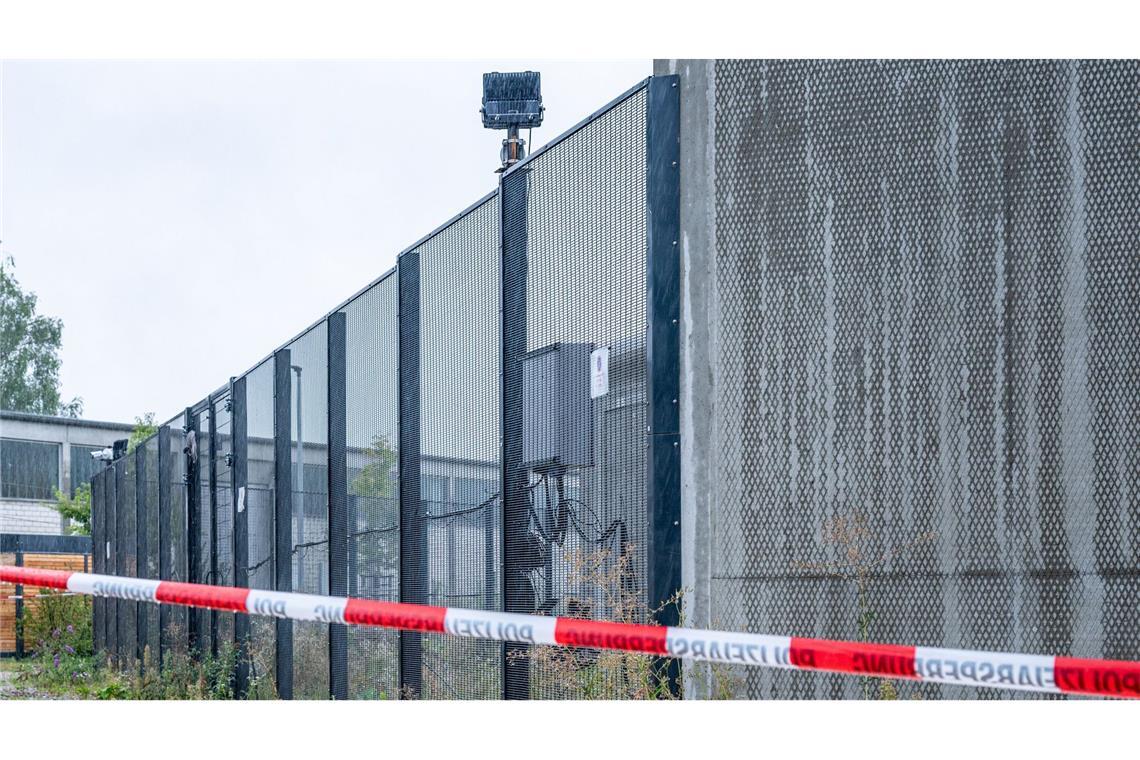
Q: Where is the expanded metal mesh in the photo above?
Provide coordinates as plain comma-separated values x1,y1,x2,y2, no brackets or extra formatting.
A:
503,86,650,699
709,59,1140,699
344,274,400,699
417,194,502,700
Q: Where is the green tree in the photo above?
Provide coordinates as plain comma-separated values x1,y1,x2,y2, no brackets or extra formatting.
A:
350,435,399,590
0,255,83,416
351,434,397,500
53,482,92,535
128,412,158,453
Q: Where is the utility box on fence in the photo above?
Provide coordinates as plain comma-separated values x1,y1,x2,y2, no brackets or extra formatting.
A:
523,342,594,471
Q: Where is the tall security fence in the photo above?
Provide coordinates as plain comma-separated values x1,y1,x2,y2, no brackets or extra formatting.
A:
669,58,1140,699
89,75,682,699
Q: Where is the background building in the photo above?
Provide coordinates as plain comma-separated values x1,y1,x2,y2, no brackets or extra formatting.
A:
0,411,134,534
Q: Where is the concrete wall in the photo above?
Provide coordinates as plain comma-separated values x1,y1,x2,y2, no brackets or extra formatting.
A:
657,58,1140,699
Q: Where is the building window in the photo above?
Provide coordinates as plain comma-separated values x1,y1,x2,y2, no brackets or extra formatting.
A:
0,438,60,501
70,444,106,496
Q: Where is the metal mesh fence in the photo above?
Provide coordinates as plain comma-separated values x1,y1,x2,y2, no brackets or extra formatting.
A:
344,273,400,699
417,194,501,700
502,85,650,699
80,75,670,700
707,59,1140,699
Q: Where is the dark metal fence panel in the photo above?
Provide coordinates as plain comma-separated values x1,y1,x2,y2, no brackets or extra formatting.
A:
165,415,189,656
91,467,104,655
188,405,211,658
116,455,137,669
134,442,148,672
212,392,235,658
243,362,275,696
344,273,400,699
285,323,330,699
204,404,218,659
143,435,160,667
502,84,650,699
415,195,502,700
104,460,117,662
706,59,1140,700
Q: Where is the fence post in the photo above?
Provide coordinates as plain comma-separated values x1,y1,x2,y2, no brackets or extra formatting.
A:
135,441,148,675
157,425,171,670
107,457,119,666
398,249,424,698
13,550,23,658
207,393,219,660
500,161,530,700
185,407,203,659
645,74,683,694
273,350,295,700
327,311,349,699
231,375,250,697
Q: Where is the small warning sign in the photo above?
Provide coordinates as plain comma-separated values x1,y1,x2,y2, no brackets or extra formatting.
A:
590,346,610,399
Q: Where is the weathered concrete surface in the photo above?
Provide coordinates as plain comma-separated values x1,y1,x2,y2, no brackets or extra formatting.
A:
653,59,718,699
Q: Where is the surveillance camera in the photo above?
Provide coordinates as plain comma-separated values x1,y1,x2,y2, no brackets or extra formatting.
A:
91,447,114,462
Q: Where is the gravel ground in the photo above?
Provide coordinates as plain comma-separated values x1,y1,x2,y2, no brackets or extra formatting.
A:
0,661,58,700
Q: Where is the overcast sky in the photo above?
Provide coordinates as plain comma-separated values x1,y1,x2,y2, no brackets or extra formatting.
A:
0,60,649,424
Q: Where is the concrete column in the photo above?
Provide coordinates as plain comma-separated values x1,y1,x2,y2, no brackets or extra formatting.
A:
652,59,718,699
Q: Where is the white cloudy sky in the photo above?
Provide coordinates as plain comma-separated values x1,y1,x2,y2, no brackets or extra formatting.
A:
0,60,649,423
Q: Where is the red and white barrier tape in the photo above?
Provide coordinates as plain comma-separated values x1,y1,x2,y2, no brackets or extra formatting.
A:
2,565,1137,699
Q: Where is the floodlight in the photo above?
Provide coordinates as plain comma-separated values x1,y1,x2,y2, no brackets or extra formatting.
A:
481,71,544,129
481,71,543,171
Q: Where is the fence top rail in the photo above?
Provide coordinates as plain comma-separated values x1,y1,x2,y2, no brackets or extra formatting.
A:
3,564,1137,700
502,75,651,179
